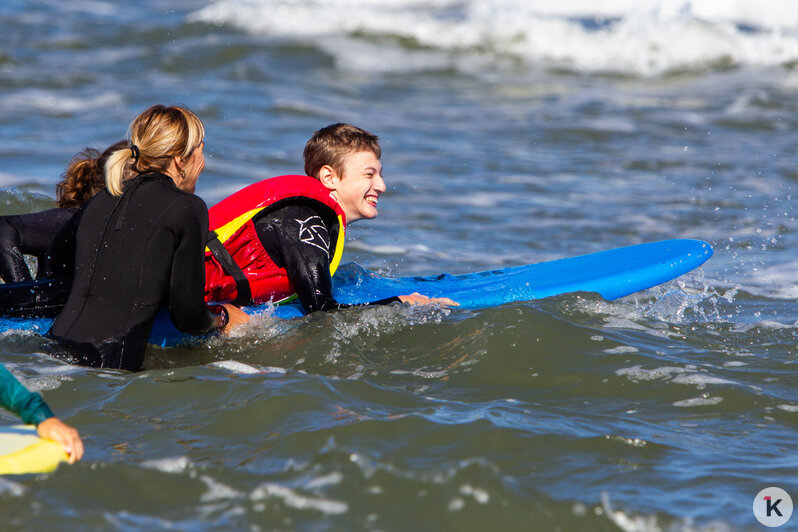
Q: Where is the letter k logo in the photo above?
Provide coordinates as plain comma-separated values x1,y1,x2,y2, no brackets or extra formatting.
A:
755,487,792,527
766,496,783,517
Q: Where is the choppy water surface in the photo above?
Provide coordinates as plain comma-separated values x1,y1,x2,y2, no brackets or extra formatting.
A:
1,1,798,530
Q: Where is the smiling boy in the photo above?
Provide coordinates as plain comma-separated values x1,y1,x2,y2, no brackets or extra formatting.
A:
204,123,454,313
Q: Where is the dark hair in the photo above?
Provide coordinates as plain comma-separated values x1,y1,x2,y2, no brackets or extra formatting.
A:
303,123,380,178
56,140,127,209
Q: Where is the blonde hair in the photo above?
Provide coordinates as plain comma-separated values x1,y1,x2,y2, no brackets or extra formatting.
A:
105,105,205,196
303,123,380,178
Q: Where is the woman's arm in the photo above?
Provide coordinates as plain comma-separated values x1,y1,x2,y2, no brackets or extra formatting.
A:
166,195,249,335
166,195,216,335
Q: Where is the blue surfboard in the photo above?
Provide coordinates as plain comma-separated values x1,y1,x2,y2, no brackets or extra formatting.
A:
268,238,712,319
1,239,712,345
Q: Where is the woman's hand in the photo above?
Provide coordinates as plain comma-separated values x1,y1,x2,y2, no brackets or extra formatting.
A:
220,303,250,335
398,292,459,307
37,417,84,464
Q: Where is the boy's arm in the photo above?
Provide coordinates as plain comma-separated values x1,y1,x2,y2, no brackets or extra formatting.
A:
256,204,400,314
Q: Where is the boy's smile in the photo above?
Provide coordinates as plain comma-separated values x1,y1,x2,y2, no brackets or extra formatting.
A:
324,150,385,223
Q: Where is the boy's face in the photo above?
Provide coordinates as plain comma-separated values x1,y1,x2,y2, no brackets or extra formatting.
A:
322,150,385,223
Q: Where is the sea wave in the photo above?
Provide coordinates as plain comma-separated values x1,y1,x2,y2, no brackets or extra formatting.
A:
190,0,798,75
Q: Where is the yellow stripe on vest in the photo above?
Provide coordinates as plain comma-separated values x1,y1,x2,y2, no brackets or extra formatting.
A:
329,214,345,275
204,207,264,253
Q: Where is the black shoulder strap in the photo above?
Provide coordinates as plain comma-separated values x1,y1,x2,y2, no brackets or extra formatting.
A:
206,230,252,305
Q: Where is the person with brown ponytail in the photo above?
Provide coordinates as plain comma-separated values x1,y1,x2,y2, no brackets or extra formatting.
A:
47,104,248,371
0,141,126,283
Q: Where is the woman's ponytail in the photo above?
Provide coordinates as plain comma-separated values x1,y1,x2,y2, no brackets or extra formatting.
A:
56,139,127,208
104,147,135,197
56,151,99,208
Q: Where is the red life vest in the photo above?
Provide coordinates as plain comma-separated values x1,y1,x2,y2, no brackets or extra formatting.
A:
204,175,346,305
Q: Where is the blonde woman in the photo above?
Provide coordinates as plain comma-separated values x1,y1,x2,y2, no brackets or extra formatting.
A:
48,105,247,371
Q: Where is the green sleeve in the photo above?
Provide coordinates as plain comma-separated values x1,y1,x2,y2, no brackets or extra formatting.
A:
0,364,54,426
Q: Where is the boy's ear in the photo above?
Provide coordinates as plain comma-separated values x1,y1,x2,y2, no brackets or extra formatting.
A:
317,165,338,191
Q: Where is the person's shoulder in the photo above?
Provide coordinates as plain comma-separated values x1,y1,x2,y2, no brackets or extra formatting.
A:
177,190,208,210
144,176,207,209
39,207,79,222
163,192,209,232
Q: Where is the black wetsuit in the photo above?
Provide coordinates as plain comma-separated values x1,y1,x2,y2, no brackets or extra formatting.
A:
254,203,399,313
0,208,76,282
47,172,217,371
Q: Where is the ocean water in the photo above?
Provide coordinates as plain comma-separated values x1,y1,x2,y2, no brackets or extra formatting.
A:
1,0,797,529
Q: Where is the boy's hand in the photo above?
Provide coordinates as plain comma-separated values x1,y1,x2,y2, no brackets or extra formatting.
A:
37,417,84,464
220,304,250,335
398,292,459,307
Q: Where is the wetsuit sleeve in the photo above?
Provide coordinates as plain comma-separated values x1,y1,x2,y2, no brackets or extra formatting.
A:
47,207,84,278
0,209,81,318
0,365,54,426
0,208,79,282
255,204,400,314
0,216,32,282
166,195,215,335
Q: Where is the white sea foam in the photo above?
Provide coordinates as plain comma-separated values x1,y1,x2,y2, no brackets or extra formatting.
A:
670,373,733,386
601,491,661,532
250,482,349,514
20,376,63,393
190,0,798,76
616,365,689,381
673,396,724,407
722,360,747,367
459,484,490,504
448,497,465,511
200,475,243,502
0,90,124,114
743,258,798,300
0,477,26,497
141,456,192,474
305,471,344,490
209,360,264,374
603,345,639,355
616,365,734,389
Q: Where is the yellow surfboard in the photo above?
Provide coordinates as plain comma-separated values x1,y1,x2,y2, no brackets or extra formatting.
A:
0,425,67,475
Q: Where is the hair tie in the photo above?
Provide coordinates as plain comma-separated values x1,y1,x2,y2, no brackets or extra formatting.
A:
130,144,140,162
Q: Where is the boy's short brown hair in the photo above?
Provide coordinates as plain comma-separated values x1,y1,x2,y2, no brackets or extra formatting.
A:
304,123,381,178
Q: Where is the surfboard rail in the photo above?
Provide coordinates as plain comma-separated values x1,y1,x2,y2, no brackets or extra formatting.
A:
0,425,68,475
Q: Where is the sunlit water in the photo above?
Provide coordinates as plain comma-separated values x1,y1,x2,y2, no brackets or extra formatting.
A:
1,1,797,529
